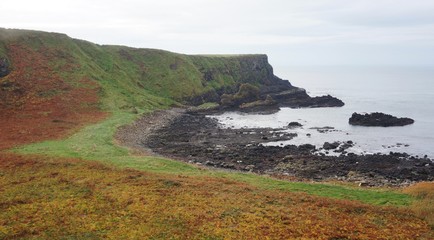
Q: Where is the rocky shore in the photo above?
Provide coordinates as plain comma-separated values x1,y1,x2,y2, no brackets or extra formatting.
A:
116,109,434,187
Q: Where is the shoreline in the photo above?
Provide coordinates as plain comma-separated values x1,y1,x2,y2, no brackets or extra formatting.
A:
116,109,434,187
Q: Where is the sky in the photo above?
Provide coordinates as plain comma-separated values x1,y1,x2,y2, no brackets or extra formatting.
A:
2,0,434,66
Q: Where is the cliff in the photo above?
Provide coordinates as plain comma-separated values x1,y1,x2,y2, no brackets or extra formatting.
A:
0,28,342,114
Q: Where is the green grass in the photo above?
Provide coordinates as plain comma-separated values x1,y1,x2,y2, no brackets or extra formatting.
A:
13,111,199,175
13,111,413,206
219,173,412,205
195,102,220,109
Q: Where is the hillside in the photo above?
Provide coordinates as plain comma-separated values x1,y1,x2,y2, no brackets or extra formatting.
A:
0,28,293,109
0,28,433,239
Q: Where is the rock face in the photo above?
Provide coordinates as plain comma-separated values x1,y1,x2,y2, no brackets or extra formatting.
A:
349,112,414,127
0,58,10,78
186,54,293,106
186,55,344,111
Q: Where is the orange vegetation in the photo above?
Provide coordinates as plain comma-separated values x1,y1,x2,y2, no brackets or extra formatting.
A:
403,181,434,228
0,153,432,239
0,43,107,150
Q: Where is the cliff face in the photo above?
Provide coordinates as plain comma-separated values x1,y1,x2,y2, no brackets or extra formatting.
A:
186,54,293,105
190,54,288,89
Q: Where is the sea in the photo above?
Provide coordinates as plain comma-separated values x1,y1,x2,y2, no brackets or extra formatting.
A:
210,66,434,158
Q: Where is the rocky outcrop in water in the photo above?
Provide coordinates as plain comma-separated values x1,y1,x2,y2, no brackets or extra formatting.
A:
287,122,303,128
349,112,414,127
271,89,345,108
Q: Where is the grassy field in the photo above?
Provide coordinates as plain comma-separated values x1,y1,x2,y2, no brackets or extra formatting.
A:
1,28,433,239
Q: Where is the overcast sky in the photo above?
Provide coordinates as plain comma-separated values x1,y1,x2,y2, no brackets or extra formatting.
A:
2,0,434,66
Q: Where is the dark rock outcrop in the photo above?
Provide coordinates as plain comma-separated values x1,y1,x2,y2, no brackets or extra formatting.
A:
221,83,260,108
0,58,10,78
349,112,414,127
271,89,344,108
323,142,340,150
238,95,279,114
287,122,303,128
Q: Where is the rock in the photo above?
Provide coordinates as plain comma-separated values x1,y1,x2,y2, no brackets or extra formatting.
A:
349,112,414,127
338,141,354,151
298,144,316,151
238,95,280,114
205,161,216,166
282,155,294,162
0,58,10,78
271,88,345,108
309,95,345,108
288,121,303,128
245,165,255,171
323,141,340,150
221,83,260,107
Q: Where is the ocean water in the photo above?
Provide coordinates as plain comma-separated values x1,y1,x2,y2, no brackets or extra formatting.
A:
210,66,434,158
